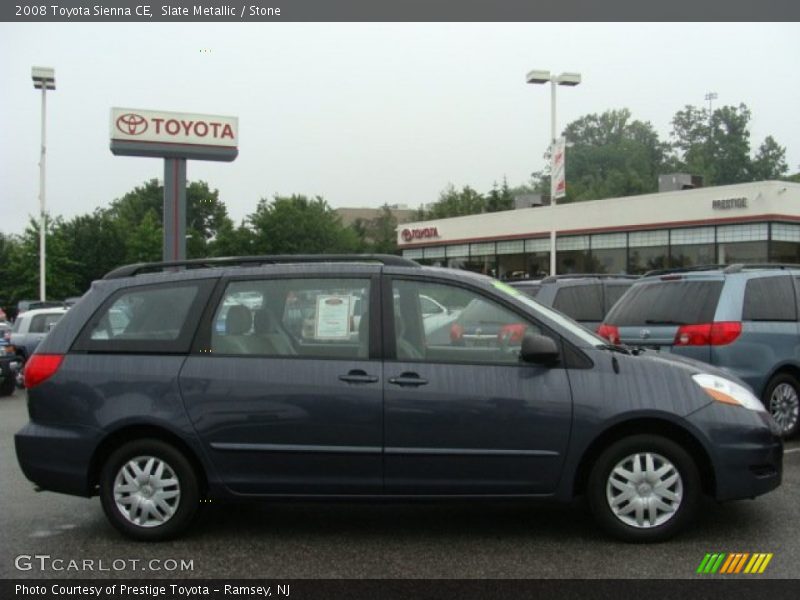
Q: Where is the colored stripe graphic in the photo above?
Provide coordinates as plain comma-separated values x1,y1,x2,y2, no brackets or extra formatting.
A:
699,552,773,575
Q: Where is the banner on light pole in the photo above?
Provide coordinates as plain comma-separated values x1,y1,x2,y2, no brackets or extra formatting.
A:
551,136,566,200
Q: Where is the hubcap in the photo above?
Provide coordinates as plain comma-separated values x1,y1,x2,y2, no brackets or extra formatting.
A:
113,456,181,528
606,452,683,529
770,383,799,435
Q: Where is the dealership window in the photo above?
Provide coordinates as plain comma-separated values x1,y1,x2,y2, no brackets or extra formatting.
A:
419,246,446,267
402,248,423,260
628,229,668,274
770,223,800,263
524,238,551,277
556,235,590,274
589,233,627,273
667,227,716,268
444,244,469,269
496,240,527,279
717,223,768,264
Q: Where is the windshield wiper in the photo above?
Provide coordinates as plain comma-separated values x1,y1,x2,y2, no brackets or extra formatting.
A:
596,343,648,356
596,343,632,355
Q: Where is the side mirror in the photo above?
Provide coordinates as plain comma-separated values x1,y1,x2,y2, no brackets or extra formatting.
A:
520,333,560,365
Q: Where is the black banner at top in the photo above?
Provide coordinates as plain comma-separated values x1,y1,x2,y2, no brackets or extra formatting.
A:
3,0,800,22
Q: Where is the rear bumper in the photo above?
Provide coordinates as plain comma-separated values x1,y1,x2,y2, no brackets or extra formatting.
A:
15,421,103,497
687,404,782,501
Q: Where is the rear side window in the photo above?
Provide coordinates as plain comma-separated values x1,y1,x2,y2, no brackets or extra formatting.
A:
29,313,64,334
605,280,723,326
743,276,797,321
553,284,603,321
73,280,214,353
604,284,632,314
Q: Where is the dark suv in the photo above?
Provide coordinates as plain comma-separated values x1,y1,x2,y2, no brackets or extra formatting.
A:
15,255,782,542
512,275,637,331
599,264,800,438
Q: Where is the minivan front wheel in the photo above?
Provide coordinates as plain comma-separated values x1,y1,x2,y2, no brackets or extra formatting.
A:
100,439,199,541
588,435,700,542
764,374,800,438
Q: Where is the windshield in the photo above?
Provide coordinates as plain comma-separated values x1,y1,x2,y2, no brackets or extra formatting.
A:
491,280,606,347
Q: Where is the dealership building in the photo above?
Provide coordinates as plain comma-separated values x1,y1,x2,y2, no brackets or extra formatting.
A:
396,180,800,278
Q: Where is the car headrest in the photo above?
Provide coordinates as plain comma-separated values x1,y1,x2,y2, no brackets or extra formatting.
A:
226,305,252,335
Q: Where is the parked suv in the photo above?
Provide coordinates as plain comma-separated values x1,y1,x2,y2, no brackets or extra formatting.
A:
599,264,800,438
9,307,69,361
16,255,781,542
512,275,638,331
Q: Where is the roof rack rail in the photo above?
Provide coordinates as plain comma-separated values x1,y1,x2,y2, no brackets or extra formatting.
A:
103,254,420,280
722,263,800,274
539,273,640,284
641,264,728,278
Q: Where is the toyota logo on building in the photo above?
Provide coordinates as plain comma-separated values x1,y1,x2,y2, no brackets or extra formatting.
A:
401,227,440,242
116,113,148,136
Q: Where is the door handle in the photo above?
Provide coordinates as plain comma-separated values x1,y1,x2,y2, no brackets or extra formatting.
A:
339,370,379,384
388,372,429,387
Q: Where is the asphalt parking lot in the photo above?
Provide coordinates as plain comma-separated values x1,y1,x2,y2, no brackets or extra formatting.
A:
1,387,798,580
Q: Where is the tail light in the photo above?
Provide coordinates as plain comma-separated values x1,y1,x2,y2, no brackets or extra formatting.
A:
24,354,64,389
450,323,464,343
498,323,528,343
674,322,742,346
597,324,620,345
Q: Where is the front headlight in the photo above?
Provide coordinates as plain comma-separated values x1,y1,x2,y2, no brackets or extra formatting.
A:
692,373,765,412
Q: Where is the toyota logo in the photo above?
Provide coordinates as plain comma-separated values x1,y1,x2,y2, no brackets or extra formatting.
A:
116,113,148,136
401,229,413,242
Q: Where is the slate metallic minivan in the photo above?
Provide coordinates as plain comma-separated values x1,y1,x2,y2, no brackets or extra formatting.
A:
15,256,782,542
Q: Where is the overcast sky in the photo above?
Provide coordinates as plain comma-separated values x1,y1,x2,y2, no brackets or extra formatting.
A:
1,22,799,236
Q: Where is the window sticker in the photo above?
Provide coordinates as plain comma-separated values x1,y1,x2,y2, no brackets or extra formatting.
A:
314,295,352,339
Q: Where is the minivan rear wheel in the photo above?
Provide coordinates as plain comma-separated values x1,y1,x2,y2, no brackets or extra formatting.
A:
100,439,199,541
587,434,700,543
763,374,800,438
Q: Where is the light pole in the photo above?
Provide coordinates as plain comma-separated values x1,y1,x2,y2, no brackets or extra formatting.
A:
32,67,55,302
526,69,581,276
704,91,718,115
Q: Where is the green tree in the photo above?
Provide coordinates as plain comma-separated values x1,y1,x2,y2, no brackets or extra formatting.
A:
670,103,788,185
58,210,127,293
751,136,788,181
485,178,515,212
559,109,671,201
108,178,232,259
4,217,79,302
350,205,399,254
426,184,485,218
125,210,162,263
247,195,360,254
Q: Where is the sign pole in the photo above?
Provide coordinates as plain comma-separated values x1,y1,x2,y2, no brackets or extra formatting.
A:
163,158,187,262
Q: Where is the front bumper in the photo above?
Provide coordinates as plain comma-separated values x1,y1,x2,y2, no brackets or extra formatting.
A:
688,403,783,501
15,421,103,497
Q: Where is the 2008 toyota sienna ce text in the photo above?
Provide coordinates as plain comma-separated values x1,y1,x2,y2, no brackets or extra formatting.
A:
15,255,783,542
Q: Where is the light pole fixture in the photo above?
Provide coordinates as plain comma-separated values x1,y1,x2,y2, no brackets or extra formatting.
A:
526,69,582,276
705,91,718,115
32,66,55,302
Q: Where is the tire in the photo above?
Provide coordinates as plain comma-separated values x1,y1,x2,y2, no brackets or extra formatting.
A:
0,372,14,396
99,439,200,541
587,434,700,543
763,374,800,438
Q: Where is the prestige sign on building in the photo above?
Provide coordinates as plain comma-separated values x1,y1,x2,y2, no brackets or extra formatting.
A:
110,107,238,161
